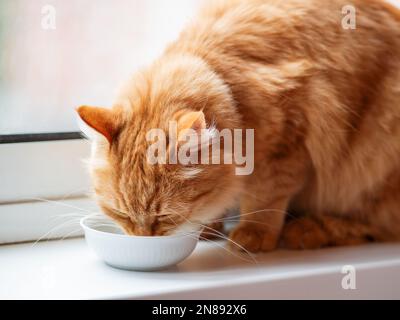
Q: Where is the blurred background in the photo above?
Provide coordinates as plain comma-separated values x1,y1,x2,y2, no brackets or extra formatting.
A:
0,0,201,134
1,0,400,135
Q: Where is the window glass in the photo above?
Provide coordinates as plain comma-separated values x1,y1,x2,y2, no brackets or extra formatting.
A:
0,0,200,134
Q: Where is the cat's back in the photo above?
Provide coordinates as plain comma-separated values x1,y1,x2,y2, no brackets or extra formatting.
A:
177,0,400,58
182,0,400,215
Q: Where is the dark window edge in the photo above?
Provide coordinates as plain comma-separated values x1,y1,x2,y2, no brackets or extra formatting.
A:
0,132,84,144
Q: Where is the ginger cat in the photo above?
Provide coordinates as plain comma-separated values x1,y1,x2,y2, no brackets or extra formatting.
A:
77,0,400,252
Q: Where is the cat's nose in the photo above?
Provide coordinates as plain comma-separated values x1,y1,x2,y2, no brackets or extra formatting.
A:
129,216,153,236
134,225,152,236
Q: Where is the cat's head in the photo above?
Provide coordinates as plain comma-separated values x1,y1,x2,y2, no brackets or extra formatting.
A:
76,56,241,236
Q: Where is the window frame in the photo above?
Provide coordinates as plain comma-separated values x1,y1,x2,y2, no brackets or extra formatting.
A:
0,132,82,144
0,0,204,245
0,135,96,244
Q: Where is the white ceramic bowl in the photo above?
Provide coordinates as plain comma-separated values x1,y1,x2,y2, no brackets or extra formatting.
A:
80,216,201,271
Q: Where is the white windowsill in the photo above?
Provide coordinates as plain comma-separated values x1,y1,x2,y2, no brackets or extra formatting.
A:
1,238,400,299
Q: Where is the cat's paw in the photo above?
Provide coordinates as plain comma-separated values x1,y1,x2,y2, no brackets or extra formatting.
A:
281,217,330,250
229,224,278,253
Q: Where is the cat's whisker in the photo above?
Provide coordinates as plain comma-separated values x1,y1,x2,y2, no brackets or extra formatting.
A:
205,206,298,225
59,188,92,201
197,224,258,261
219,218,282,231
47,212,90,223
28,197,94,213
235,189,299,220
31,219,82,247
168,206,257,261
210,208,288,222
183,231,258,263
199,234,258,264
165,223,257,263
31,212,108,247
60,228,84,241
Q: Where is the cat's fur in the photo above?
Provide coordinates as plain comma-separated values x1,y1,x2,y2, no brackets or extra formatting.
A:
77,0,400,252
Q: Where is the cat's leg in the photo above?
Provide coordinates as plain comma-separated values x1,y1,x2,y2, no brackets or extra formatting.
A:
282,172,400,249
229,151,308,252
281,216,375,250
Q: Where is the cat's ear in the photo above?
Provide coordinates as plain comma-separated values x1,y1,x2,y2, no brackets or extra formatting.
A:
175,110,217,148
176,111,206,138
76,106,118,144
